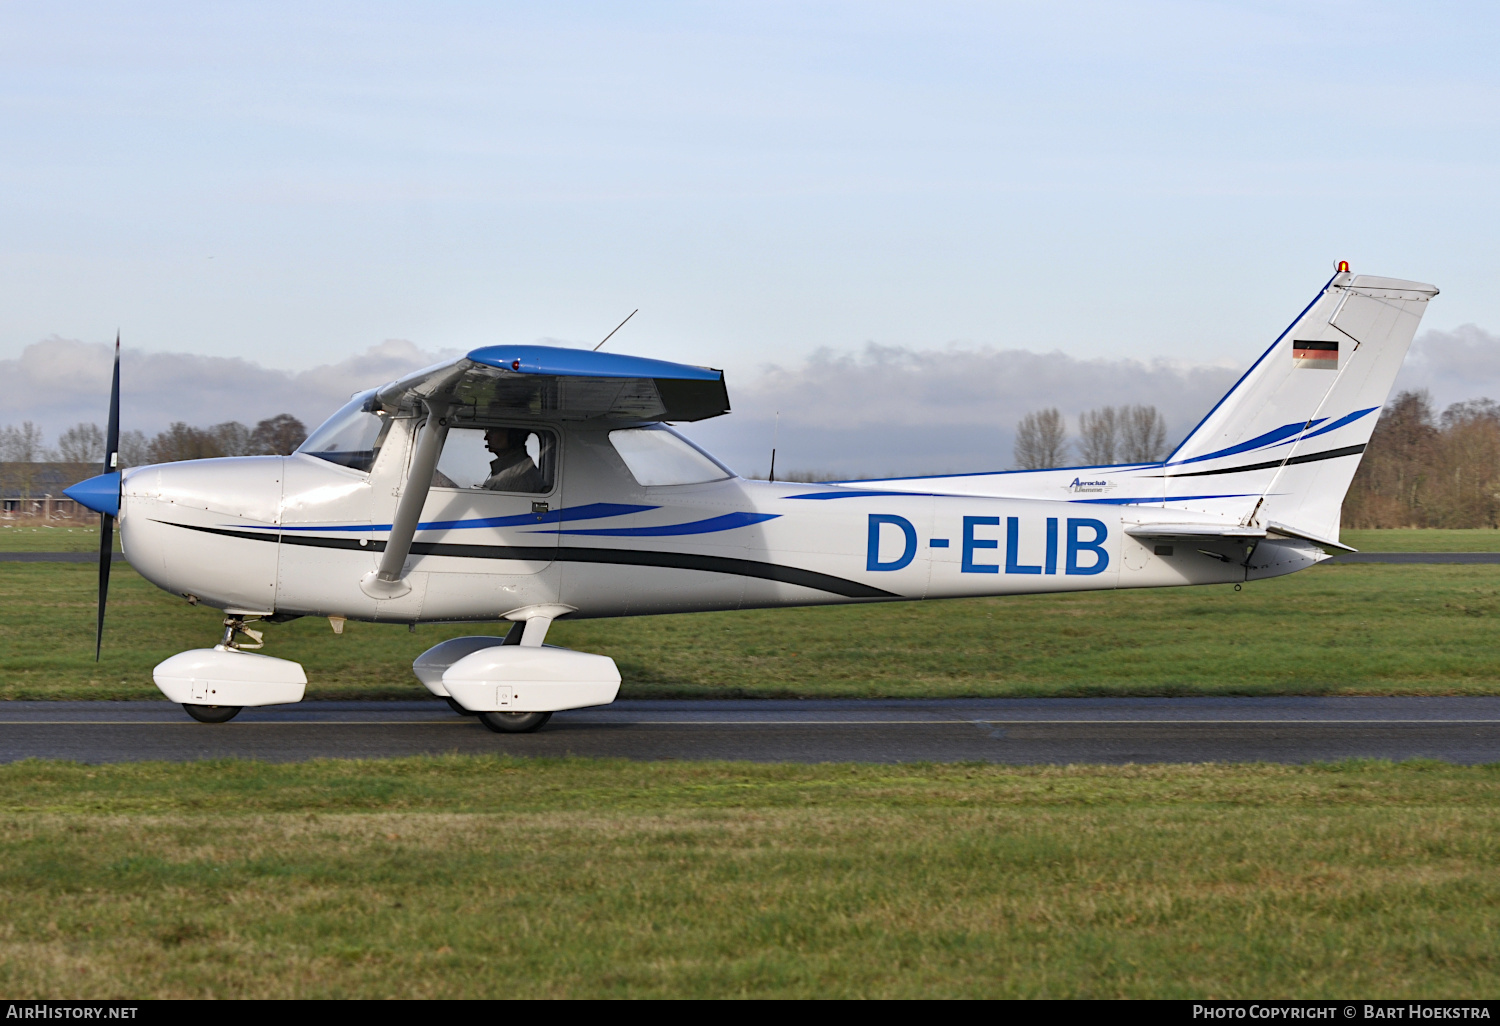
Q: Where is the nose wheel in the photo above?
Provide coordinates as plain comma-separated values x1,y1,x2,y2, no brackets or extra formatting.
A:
477,711,551,733
182,704,242,723
444,696,478,716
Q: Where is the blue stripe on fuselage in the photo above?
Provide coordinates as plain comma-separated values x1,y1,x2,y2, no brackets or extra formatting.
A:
538,512,781,537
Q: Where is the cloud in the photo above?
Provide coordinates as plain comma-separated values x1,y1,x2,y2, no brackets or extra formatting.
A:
1394,325,1500,412
0,336,459,441
8,327,1500,480
682,328,1500,479
682,343,1241,478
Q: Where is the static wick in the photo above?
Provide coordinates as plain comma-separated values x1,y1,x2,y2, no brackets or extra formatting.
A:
593,309,639,351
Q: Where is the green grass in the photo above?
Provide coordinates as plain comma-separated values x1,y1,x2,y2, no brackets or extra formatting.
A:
0,757,1496,998
1341,528,1500,552
0,523,115,552
4,561,1500,700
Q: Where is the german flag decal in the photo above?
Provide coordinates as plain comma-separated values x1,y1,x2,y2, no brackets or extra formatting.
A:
1292,339,1337,369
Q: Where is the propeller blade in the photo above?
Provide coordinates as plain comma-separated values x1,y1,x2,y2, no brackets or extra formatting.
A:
104,332,120,474
95,335,121,662
96,513,113,661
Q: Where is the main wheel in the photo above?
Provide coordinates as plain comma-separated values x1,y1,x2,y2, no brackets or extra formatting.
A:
445,696,478,716
183,704,242,723
477,711,552,734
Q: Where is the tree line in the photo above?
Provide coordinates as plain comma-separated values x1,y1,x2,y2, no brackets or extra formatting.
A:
0,415,307,468
1013,405,1169,469
0,415,307,498
1343,391,1500,529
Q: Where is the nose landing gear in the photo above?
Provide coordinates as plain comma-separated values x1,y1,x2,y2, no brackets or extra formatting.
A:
477,711,552,734
177,616,265,722
155,615,308,723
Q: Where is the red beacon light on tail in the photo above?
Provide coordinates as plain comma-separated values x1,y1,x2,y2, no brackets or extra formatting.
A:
1336,260,1350,273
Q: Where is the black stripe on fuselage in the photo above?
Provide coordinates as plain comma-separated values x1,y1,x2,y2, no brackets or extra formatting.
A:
154,521,897,599
1154,444,1366,479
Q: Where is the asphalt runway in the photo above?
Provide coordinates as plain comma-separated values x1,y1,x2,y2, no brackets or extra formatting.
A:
3,697,1499,765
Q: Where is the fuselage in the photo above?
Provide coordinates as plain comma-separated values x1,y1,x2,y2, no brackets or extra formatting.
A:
116,414,1308,624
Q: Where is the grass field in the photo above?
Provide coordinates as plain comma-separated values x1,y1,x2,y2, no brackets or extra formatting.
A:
1340,529,1500,552
3,559,1500,700
0,524,114,553
0,757,1495,998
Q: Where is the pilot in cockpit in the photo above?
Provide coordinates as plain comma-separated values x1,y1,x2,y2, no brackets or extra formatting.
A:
482,427,545,492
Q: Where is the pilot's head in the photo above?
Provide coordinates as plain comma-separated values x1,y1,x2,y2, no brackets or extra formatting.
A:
484,428,530,455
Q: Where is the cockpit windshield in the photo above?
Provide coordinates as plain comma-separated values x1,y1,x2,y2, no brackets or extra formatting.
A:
296,390,393,472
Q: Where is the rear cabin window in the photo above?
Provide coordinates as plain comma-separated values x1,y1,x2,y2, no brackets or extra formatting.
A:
433,427,556,494
609,426,732,487
297,391,393,472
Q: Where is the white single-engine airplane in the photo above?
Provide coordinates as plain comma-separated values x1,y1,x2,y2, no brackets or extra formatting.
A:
66,265,1437,731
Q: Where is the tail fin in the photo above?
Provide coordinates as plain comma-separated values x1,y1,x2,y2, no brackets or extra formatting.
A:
1164,268,1438,540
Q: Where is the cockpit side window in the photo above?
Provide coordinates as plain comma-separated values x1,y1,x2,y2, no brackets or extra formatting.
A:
296,391,394,472
432,426,557,494
608,425,733,486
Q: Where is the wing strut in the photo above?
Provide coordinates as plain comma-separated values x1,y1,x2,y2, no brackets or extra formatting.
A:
360,401,450,599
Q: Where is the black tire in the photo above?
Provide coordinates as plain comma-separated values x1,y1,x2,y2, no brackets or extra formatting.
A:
183,704,242,723
445,696,478,716
477,711,552,734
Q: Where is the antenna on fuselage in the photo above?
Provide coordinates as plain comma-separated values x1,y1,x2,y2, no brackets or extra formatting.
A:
769,411,779,483
593,309,639,351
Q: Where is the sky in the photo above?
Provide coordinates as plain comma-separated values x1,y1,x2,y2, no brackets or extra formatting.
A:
3,2,1498,474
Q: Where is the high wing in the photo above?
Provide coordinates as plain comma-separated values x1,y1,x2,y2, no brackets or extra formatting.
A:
375,345,730,423
357,344,729,600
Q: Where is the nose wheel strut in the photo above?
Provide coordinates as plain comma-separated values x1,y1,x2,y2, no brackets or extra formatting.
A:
179,616,267,723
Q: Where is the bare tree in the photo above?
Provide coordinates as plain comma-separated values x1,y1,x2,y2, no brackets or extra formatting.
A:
0,422,47,500
212,421,255,456
118,430,150,469
252,414,307,455
1118,405,1168,463
148,423,224,464
1077,407,1119,465
1014,408,1068,469
1440,397,1500,430
1347,391,1500,529
56,423,105,465
0,421,46,462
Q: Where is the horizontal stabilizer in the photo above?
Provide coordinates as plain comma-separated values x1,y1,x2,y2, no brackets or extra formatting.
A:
1125,523,1265,539
1124,520,1354,553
